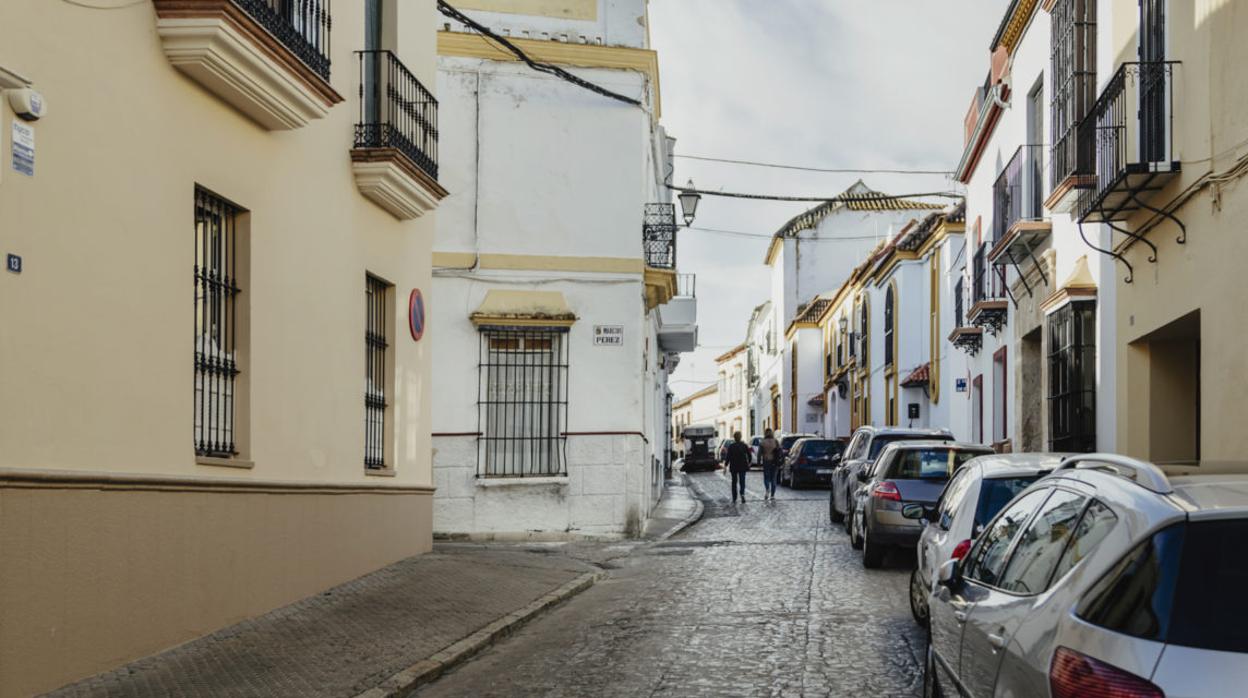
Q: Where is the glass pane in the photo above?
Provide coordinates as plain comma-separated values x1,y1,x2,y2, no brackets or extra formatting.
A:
888,449,984,480
1078,524,1184,642
1050,499,1117,584
974,476,1043,530
998,489,1087,594
1168,520,1248,653
964,489,1052,586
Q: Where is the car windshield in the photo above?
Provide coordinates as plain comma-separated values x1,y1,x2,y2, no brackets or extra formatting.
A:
801,440,843,458
886,448,984,480
868,434,950,460
974,476,1043,529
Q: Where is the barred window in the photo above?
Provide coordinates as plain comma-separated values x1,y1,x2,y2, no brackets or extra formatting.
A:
365,275,392,469
1049,301,1096,452
1050,0,1097,189
884,286,896,367
478,327,569,477
194,187,243,458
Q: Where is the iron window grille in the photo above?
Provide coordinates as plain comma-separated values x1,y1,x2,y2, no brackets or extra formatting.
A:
857,301,869,366
643,203,677,270
365,274,391,469
1048,301,1097,452
194,187,243,458
355,50,439,181
477,327,570,477
234,0,332,80
884,287,895,367
993,145,1046,243
955,277,966,327
1050,0,1097,191
972,244,1006,303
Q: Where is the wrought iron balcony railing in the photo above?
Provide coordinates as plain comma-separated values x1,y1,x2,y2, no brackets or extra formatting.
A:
643,203,677,270
355,50,439,181
1078,61,1180,223
971,244,1003,304
992,144,1046,245
234,0,332,80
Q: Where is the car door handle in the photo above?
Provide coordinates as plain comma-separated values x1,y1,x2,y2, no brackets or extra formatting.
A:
953,610,967,623
988,633,1006,650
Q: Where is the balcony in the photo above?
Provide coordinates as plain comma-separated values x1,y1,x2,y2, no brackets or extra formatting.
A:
154,0,342,130
657,274,698,353
948,276,983,355
967,244,1007,334
1077,62,1181,225
990,145,1051,268
643,203,678,270
350,50,447,220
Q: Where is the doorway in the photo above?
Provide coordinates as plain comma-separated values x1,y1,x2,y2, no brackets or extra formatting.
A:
1132,311,1200,463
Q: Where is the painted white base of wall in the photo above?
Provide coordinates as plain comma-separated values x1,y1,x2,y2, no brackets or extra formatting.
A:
433,434,651,540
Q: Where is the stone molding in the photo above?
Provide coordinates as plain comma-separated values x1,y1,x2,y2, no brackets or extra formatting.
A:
350,149,448,220
0,467,434,495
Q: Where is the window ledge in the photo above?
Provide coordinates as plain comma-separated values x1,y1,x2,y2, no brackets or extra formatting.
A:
196,456,254,469
365,467,397,478
476,476,569,488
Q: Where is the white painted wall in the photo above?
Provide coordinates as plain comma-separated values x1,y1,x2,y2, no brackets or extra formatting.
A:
442,0,649,49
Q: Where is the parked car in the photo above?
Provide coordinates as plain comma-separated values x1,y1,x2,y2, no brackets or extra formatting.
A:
778,433,817,463
848,441,992,568
905,452,1064,627
749,435,764,468
780,437,847,488
829,426,953,527
679,424,719,472
923,455,1248,698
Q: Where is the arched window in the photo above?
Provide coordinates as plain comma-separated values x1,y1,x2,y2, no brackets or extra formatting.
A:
884,287,895,367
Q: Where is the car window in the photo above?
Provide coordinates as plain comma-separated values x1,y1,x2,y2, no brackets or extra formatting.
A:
963,489,1051,587
802,440,842,458
996,489,1086,595
867,434,952,461
1078,524,1184,643
886,449,984,480
846,433,866,460
974,476,1043,531
1048,499,1117,584
938,468,975,531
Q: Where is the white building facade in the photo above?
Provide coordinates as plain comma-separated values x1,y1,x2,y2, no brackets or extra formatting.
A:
714,344,749,440
429,0,695,539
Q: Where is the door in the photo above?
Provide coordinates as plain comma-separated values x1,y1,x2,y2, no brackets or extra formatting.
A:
960,488,1086,697
1139,0,1166,163
363,0,384,124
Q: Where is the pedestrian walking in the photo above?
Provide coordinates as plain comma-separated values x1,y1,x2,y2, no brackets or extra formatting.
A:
759,429,781,500
724,431,752,503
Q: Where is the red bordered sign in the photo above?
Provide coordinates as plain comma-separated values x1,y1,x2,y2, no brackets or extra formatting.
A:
409,289,426,341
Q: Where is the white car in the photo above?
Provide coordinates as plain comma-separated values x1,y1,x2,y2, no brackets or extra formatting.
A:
905,452,1063,627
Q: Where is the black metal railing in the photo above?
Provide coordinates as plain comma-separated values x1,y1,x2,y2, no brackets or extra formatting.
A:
355,50,439,181
993,145,1046,244
365,274,390,469
194,187,242,459
234,0,331,80
676,273,696,297
1080,61,1178,217
643,203,677,269
971,244,1003,303
1049,0,1097,192
954,277,966,327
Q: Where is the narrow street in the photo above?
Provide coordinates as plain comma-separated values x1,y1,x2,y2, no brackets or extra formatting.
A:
419,472,926,697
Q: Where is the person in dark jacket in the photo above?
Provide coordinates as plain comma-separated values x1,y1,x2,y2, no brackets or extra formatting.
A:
725,431,752,503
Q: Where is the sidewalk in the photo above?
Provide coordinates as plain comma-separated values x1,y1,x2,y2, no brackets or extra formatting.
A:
47,477,702,698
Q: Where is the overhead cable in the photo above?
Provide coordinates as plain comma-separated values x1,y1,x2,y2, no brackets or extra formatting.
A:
674,154,955,176
436,1,641,107
667,183,964,204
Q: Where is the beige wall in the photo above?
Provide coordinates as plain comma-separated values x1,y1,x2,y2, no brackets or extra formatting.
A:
0,1,440,694
1112,0,1248,461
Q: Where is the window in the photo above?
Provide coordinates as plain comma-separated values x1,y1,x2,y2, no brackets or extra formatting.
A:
478,327,570,477
1050,0,1097,189
194,187,245,459
993,348,1007,444
937,468,975,531
1078,524,1184,643
1049,499,1117,583
929,248,941,404
997,489,1086,594
1048,301,1096,451
884,286,895,367
365,275,391,469
974,476,1044,532
858,298,869,367
963,488,1051,587
887,448,983,481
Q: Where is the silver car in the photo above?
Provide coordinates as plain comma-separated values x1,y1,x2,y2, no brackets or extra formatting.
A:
905,453,1063,627
829,425,954,528
924,454,1248,698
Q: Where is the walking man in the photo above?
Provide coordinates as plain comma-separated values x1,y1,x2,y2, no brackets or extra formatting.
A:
759,429,781,500
725,431,752,504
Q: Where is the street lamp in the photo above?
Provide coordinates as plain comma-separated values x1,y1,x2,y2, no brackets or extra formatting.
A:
678,179,701,226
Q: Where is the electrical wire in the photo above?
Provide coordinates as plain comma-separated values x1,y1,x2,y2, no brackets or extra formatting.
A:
437,0,641,107
687,226,897,242
674,154,955,176
667,183,964,204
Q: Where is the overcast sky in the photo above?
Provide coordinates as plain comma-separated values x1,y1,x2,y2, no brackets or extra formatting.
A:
648,0,1007,401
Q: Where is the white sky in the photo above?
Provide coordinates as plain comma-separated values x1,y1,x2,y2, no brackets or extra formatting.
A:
649,0,1007,401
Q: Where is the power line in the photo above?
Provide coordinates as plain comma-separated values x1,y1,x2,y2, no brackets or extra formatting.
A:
667,183,963,204
437,1,641,107
674,154,955,176
687,226,896,242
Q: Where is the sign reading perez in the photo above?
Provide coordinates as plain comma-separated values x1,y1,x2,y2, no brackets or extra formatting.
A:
593,325,624,346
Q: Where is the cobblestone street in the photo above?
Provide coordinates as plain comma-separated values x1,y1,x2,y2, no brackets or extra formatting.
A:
419,471,926,697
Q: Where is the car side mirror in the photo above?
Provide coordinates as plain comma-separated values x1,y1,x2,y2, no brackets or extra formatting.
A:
901,503,926,520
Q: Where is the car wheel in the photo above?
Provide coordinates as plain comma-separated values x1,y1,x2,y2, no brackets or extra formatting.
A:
844,495,855,535
829,492,844,523
849,513,864,550
790,472,802,490
909,569,930,628
923,640,943,698
862,528,884,569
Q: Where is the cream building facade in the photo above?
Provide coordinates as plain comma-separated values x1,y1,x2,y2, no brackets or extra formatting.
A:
671,383,721,458
428,0,695,539
0,1,445,695
715,343,749,439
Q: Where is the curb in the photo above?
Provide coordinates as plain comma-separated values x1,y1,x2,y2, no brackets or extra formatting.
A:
355,570,603,698
651,474,705,543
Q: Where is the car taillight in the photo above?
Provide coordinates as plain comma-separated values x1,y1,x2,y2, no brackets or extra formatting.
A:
951,539,972,561
871,481,901,501
1050,647,1164,698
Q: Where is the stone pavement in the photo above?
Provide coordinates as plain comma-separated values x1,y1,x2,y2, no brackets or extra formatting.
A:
418,470,926,697
46,478,702,698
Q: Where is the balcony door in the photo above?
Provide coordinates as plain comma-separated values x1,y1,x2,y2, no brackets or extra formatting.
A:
364,0,383,125
1139,0,1167,163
